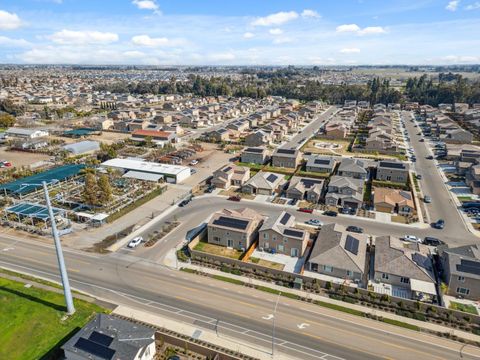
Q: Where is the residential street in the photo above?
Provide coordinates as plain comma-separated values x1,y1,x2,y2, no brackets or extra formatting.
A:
1,236,480,360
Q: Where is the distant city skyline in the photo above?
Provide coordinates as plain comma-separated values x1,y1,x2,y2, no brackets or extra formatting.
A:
0,0,479,65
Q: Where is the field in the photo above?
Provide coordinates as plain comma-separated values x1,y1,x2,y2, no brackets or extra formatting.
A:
0,148,52,168
0,276,105,360
194,240,244,259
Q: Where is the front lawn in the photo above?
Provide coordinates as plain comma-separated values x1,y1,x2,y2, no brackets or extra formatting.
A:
0,276,106,360
449,301,479,315
194,241,244,259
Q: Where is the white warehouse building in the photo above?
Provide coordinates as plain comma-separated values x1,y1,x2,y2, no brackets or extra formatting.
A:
101,158,191,184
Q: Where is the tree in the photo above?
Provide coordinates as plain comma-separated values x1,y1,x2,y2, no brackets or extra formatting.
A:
0,113,15,128
82,173,98,206
97,174,112,205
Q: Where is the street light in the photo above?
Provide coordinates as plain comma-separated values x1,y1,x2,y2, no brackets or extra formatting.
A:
41,181,75,314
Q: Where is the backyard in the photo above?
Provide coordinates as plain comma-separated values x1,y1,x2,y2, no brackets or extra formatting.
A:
249,257,285,270
449,301,479,315
0,275,105,360
194,240,244,259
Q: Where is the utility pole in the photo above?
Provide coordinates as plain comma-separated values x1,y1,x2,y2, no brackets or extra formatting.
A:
43,181,75,314
272,292,281,357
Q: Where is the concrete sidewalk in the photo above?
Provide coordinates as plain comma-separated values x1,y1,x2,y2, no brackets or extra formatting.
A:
113,305,291,360
180,262,480,344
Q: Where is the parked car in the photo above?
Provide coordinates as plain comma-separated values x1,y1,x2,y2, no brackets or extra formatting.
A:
190,169,197,174
323,210,338,217
433,219,445,229
227,195,241,202
416,174,422,180
306,219,322,226
178,200,189,207
189,159,199,165
426,155,434,160
290,198,298,206
127,236,143,248
424,236,444,246
403,235,422,243
424,195,432,203
298,207,313,214
346,225,363,233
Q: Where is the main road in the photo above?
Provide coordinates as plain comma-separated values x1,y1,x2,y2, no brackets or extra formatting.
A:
1,235,480,360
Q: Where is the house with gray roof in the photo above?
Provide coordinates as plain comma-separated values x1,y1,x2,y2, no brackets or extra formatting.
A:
376,160,410,183
305,155,338,174
242,171,285,196
440,244,480,300
259,211,309,257
63,140,100,155
374,236,437,301
245,130,272,147
337,158,369,180
272,148,301,169
307,223,368,284
62,313,156,360
286,176,324,203
241,147,269,165
325,176,364,209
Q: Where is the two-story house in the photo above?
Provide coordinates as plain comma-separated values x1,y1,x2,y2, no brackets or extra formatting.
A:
305,155,338,174
271,148,302,169
241,147,270,165
286,176,324,203
211,164,250,189
376,160,410,184
325,176,364,210
337,158,368,180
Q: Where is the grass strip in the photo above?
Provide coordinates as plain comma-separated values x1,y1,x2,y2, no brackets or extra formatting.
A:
381,318,420,331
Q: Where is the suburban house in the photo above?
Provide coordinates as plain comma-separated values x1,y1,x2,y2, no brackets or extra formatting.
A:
207,128,232,142
286,176,324,203
374,236,437,301
373,187,415,215
465,164,480,195
442,128,473,144
376,160,410,183
211,164,250,189
271,148,302,169
439,244,480,300
307,223,368,284
245,130,272,147
131,129,176,145
259,211,309,257
241,147,270,165
325,176,364,210
365,130,399,154
208,208,264,250
242,171,285,196
62,313,156,360
337,158,368,180
305,155,337,174
6,127,49,139
324,122,349,139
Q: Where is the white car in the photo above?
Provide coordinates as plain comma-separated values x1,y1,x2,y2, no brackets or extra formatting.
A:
403,235,422,243
190,159,199,165
306,219,322,226
127,236,143,248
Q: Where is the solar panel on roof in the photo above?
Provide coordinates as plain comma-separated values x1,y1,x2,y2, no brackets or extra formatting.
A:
283,229,304,238
277,148,296,155
89,331,114,347
213,216,249,230
279,212,291,225
245,148,263,153
313,159,331,165
345,235,359,255
74,337,115,360
266,174,278,183
300,179,322,188
399,191,412,199
223,166,232,173
379,161,405,169
457,259,480,276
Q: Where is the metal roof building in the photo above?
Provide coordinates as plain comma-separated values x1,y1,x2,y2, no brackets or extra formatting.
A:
101,158,191,183
63,140,100,155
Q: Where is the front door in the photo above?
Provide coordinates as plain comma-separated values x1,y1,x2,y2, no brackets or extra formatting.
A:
291,248,299,257
227,239,234,248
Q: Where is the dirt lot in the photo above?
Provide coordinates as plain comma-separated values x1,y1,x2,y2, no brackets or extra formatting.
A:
0,148,52,168
87,131,130,144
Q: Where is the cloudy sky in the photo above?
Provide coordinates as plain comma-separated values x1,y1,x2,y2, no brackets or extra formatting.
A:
0,0,479,65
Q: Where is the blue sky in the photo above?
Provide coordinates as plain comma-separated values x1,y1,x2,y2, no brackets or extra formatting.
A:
0,0,479,65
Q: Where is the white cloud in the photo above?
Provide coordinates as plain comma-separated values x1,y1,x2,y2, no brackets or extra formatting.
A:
132,0,161,14
340,47,361,53
123,50,145,58
446,0,460,11
0,10,22,30
269,28,283,35
208,52,235,62
131,35,185,47
243,32,255,39
0,36,30,47
273,37,294,44
251,11,299,27
336,24,387,35
465,1,480,9
336,24,361,33
48,30,119,45
442,55,479,63
301,9,320,18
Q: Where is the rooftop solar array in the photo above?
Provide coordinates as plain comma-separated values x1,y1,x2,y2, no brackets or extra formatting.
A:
399,191,412,200
212,216,249,230
457,259,480,276
222,166,232,173
345,235,360,255
89,331,114,347
266,174,278,183
74,337,115,360
245,147,264,153
6,203,62,220
276,148,296,155
283,228,304,238
379,161,406,169
0,164,85,196
300,178,323,188
313,159,331,165
279,212,291,225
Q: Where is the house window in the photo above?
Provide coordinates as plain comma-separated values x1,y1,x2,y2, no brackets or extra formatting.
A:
382,273,389,280
277,244,284,252
323,265,333,273
263,233,269,239
283,237,288,243
213,237,221,242
400,277,410,284
346,270,352,277
456,287,470,295
458,276,465,282
310,263,318,272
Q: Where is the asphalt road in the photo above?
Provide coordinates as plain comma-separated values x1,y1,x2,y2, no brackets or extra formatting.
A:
402,111,478,245
1,235,480,360
281,106,338,149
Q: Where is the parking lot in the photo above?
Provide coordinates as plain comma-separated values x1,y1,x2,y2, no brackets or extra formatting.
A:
0,147,52,169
